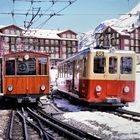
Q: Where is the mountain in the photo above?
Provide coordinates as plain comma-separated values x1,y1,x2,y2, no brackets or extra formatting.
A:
79,2,140,51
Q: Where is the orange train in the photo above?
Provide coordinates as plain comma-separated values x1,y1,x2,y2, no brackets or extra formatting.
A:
0,51,50,103
56,48,136,107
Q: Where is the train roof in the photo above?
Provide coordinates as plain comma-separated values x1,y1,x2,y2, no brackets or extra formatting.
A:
3,51,49,58
58,47,135,65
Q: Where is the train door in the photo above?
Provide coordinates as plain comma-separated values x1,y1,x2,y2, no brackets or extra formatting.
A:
72,61,75,90
106,55,120,96
0,58,3,94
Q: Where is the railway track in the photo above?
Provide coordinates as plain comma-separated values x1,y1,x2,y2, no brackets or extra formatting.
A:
113,108,140,122
5,107,100,140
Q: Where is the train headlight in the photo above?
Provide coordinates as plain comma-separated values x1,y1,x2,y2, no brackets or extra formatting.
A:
96,85,102,92
40,85,46,91
124,86,130,93
7,86,13,92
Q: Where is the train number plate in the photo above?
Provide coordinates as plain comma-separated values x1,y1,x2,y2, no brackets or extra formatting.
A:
96,51,104,56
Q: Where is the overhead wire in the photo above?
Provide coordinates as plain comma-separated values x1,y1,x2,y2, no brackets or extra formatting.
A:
36,0,77,29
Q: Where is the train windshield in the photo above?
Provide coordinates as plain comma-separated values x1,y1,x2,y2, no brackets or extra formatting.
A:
109,57,117,74
5,57,48,76
17,58,36,75
120,57,132,74
94,56,106,73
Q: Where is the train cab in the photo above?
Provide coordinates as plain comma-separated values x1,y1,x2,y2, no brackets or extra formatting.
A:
2,51,50,103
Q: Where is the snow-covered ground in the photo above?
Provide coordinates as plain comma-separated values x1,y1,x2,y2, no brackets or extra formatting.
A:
124,72,140,112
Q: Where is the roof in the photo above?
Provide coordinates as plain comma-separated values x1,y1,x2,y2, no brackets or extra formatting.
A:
24,28,78,40
0,24,23,30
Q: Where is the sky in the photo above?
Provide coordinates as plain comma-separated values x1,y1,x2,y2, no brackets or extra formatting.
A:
0,0,140,33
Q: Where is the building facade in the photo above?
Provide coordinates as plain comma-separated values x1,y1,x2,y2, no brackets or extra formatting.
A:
0,24,78,66
97,26,140,53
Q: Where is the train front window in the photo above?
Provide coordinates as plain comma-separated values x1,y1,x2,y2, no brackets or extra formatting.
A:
38,58,47,75
17,58,36,75
120,57,132,74
94,56,106,73
109,57,117,74
6,60,15,75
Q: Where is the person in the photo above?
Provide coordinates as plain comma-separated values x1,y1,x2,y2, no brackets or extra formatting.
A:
6,62,15,75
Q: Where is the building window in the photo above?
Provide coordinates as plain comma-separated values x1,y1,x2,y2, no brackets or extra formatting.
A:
35,46,39,51
136,34,138,39
124,46,129,51
11,30,15,35
5,37,9,42
72,34,76,39
11,45,16,52
136,29,139,33
131,33,134,38
50,40,54,45
29,38,33,43
45,39,49,44
40,46,44,52
108,28,111,32
24,45,28,51
67,48,71,53
62,47,66,52
4,29,9,34
136,40,138,46
67,41,71,46
51,47,55,52
131,47,134,51
11,37,15,43
16,30,21,35
55,54,59,58
131,40,134,46
62,41,66,45
45,47,49,52
63,54,66,59
116,39,119,44
72,41,76,46
136,47,139,52
72,47,76,53
40,39,44,45
116,33,119,38
16,37,21,43
29,46,34,51
55,47,59,52
67,34,71,38
55,40,59,45
124,39,129,45
62,34,66,38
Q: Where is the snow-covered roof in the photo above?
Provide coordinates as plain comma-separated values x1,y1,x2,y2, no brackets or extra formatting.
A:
24,28,78,40
109,26,130,36
24,29,61,39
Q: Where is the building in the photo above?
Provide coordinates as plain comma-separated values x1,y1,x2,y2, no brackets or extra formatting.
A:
97,26,140,53
0,24,78,66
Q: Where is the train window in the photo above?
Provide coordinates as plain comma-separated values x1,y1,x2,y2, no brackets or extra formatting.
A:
38,58,47,75
6,60,15,75
83,57,87,77
17,58,36,75
109,57,117,74
120,57,132,74
67,63,72,78
94,56,106,73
